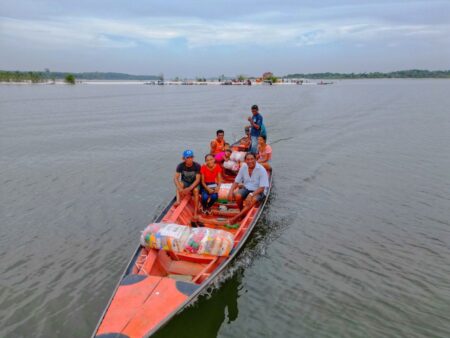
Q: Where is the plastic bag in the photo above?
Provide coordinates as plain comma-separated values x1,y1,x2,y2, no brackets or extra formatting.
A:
185,228,234,256
140,223,235,256
140,223,191,252
230,151,246,162
223,160,239,171
218,183,233,201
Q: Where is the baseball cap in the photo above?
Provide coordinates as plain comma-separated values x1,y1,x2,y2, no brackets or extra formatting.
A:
183,149,194,158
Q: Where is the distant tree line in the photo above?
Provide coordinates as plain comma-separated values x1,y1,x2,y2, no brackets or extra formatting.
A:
2,69,449,82
285,69,450,79
0,70,160,82
0,71,46,83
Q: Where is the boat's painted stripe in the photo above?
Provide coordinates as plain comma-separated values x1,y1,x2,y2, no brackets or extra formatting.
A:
120,275,147,286
95,334,130,338
175,281,200,296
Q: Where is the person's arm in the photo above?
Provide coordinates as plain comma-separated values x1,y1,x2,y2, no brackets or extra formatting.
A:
248,169,269,202
201,173,209,191
189,173,201,191
248,117,260,130
215,172,223,192
173,172,183,191
210,140,216,153
228,166,243,200
258,151,267,163
227,182,237,200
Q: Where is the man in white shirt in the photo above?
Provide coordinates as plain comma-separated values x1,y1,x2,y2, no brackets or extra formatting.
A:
227,153,269,224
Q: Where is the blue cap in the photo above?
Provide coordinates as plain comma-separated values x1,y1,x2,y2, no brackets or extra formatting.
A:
183,149,194,158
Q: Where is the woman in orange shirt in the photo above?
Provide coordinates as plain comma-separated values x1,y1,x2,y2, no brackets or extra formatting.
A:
200,154,223,213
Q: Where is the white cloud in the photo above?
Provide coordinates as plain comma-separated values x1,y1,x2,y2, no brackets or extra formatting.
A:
1,15,449,50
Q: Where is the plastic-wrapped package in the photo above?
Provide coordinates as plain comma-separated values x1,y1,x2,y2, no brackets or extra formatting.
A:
218,183,233,201
140,223,191,252
140,223,235,256
230,151,246,162
223,160,239,171
184,228,234,256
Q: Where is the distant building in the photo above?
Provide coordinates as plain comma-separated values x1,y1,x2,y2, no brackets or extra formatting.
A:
262,72,273,79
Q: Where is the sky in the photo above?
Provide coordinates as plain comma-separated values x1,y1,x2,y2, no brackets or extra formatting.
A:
1,0,449,77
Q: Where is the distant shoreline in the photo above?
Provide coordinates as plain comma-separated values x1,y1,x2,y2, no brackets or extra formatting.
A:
1,69,449,83
2,78,449,87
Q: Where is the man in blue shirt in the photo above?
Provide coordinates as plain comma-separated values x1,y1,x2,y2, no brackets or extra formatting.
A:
226,153,269,224
248,104,263,154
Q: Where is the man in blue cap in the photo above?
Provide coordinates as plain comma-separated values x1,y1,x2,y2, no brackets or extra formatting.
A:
173,149,201,218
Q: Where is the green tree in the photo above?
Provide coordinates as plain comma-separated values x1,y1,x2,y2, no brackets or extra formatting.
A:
65,74,76,84
237,74,246,82
267,76,278,83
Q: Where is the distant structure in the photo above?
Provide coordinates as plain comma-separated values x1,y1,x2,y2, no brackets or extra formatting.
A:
262,72,273,79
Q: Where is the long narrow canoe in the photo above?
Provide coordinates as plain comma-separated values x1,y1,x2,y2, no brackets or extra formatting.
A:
92,147,272,338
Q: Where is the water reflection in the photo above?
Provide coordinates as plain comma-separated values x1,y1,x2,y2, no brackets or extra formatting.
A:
153,267,244,338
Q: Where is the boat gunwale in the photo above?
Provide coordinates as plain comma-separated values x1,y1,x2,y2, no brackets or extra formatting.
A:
92,170,273,338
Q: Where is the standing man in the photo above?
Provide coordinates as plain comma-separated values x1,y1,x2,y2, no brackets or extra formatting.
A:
210,129,226,155
173,150,201,218
248,105,263,154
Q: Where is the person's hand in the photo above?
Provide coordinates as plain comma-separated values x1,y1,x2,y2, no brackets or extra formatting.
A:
227,192,234,201
207,187,213,194
247,117,252,122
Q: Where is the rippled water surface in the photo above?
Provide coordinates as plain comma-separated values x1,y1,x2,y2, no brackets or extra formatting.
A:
1,81,450,338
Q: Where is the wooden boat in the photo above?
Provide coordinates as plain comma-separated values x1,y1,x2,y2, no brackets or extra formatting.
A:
93,144,272,338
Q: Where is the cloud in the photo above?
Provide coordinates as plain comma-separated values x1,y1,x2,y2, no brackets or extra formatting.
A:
1,15,448,50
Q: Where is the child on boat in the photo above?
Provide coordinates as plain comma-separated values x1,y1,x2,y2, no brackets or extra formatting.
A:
200,154,223,214
214,143,231,164
238,126,251,151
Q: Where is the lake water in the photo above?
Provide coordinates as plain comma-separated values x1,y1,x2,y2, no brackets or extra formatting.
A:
1,80,449,338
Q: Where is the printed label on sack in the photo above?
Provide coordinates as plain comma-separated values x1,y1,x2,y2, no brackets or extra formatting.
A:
159,224,185,239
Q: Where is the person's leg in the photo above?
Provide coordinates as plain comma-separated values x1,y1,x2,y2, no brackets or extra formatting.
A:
207,192,218,209
235,193,243,210
201,190,209,210
193,187,199,217
229,192,264,224
175,189,181,206
261,161,271,171
229,199,255,224
235,188,250,210
250,136,258,154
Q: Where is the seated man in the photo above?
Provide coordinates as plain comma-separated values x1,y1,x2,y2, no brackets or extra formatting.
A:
227,153,269,224
173,150,201,218
210,129,226,155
